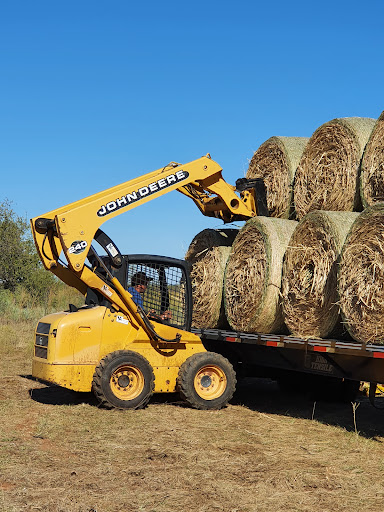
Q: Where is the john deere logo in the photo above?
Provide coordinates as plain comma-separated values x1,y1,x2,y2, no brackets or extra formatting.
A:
97,170,190,217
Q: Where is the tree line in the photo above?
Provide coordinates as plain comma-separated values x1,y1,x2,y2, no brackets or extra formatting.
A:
0,200,57,301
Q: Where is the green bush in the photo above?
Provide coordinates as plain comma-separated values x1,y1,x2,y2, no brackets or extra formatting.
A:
0,199,86,323
0,199,56,296
0,283,84,323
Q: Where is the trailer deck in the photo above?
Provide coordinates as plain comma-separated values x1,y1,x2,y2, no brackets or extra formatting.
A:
194,329,384,384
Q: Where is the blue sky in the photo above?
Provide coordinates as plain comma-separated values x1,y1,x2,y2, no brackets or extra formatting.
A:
1,1,383,259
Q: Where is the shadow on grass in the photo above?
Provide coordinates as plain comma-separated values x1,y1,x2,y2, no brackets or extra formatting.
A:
24,374,184,408
29,385,98,407
24,373,384,439
232,377,384,441
22,374,98,407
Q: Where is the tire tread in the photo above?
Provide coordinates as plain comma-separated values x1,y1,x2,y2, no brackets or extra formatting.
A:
92,350,155,409
177,352,236,410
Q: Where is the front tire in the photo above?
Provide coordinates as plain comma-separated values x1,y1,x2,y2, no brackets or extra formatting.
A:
177,352,236,410
92,350,155,409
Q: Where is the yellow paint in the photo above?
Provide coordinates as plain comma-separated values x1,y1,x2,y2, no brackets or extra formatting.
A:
193,364,227,400
32,359,95,392
32,305,206,393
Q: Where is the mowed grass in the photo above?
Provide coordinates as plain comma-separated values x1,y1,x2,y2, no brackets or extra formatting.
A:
1,318,384,512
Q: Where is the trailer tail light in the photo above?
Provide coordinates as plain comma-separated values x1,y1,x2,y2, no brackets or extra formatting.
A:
313,346,327,352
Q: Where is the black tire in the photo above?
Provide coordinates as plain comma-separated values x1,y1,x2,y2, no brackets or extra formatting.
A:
177,352,236,410
92,350,155,409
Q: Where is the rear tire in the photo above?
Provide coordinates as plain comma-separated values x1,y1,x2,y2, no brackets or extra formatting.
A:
177,352,236,410
92,350,155,409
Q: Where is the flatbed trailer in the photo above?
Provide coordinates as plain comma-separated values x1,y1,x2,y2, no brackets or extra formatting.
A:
194,328,384,400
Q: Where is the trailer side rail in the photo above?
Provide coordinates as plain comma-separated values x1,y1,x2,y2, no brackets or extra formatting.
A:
193,328,384,383
193,329,384,358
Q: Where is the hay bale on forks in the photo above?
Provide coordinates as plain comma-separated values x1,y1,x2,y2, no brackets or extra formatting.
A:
246,136,308,218
360,110,384,207
224,217,297,333
282,211,359,338
339,205,384,345
185,228,238,329
294,117,375,220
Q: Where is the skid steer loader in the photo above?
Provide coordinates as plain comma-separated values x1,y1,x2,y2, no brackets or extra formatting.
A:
31,155,267,409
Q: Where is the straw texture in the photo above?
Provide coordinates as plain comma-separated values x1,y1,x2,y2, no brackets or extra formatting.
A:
246,136,308,218
282,211,359,338
360,111,384,207
294,117,375,219
185,228,238,329
224,217,297,333
339,205,384,344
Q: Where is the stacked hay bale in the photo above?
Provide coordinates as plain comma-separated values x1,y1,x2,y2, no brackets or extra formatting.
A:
339,205,384,345
281,211,359,338
246,136,308,218
360,111,384,207
294,117,375,219
186,113,384,343
224,217,297,333
185,228,238,329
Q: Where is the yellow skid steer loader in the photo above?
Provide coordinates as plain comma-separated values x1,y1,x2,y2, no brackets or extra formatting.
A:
31,155,267,409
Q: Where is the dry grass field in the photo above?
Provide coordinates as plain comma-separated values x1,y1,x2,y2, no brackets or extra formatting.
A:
1,319,384,512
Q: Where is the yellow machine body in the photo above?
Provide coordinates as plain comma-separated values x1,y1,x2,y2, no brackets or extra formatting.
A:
30,155,259,408
33,306,206,393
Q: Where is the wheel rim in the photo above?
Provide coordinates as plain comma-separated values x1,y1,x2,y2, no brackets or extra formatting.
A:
110,365,145,400
194,365,227,400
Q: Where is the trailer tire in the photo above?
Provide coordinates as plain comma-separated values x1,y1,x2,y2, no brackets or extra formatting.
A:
177,352,236,410
92,350,155,409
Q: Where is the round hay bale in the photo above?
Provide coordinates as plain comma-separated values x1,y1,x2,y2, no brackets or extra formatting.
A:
339,205,384,344
282,211,359,338
294,117,376,219
185,228,238,329
360,111,384,207
246,136,309,219
224,217,297,333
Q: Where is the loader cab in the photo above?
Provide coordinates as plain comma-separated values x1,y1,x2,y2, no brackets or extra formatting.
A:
86,253,193,332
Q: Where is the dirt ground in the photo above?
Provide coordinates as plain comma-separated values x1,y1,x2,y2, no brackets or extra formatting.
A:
1,328,384,512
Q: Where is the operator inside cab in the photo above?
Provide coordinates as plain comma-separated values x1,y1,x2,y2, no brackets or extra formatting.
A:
128,272,172,322
127,271,150,309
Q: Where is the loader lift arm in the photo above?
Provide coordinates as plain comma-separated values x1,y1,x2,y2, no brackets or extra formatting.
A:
30,155,260,332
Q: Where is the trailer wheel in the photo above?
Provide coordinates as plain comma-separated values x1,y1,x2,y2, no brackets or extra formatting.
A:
92,350,155,409
177,352,236,410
